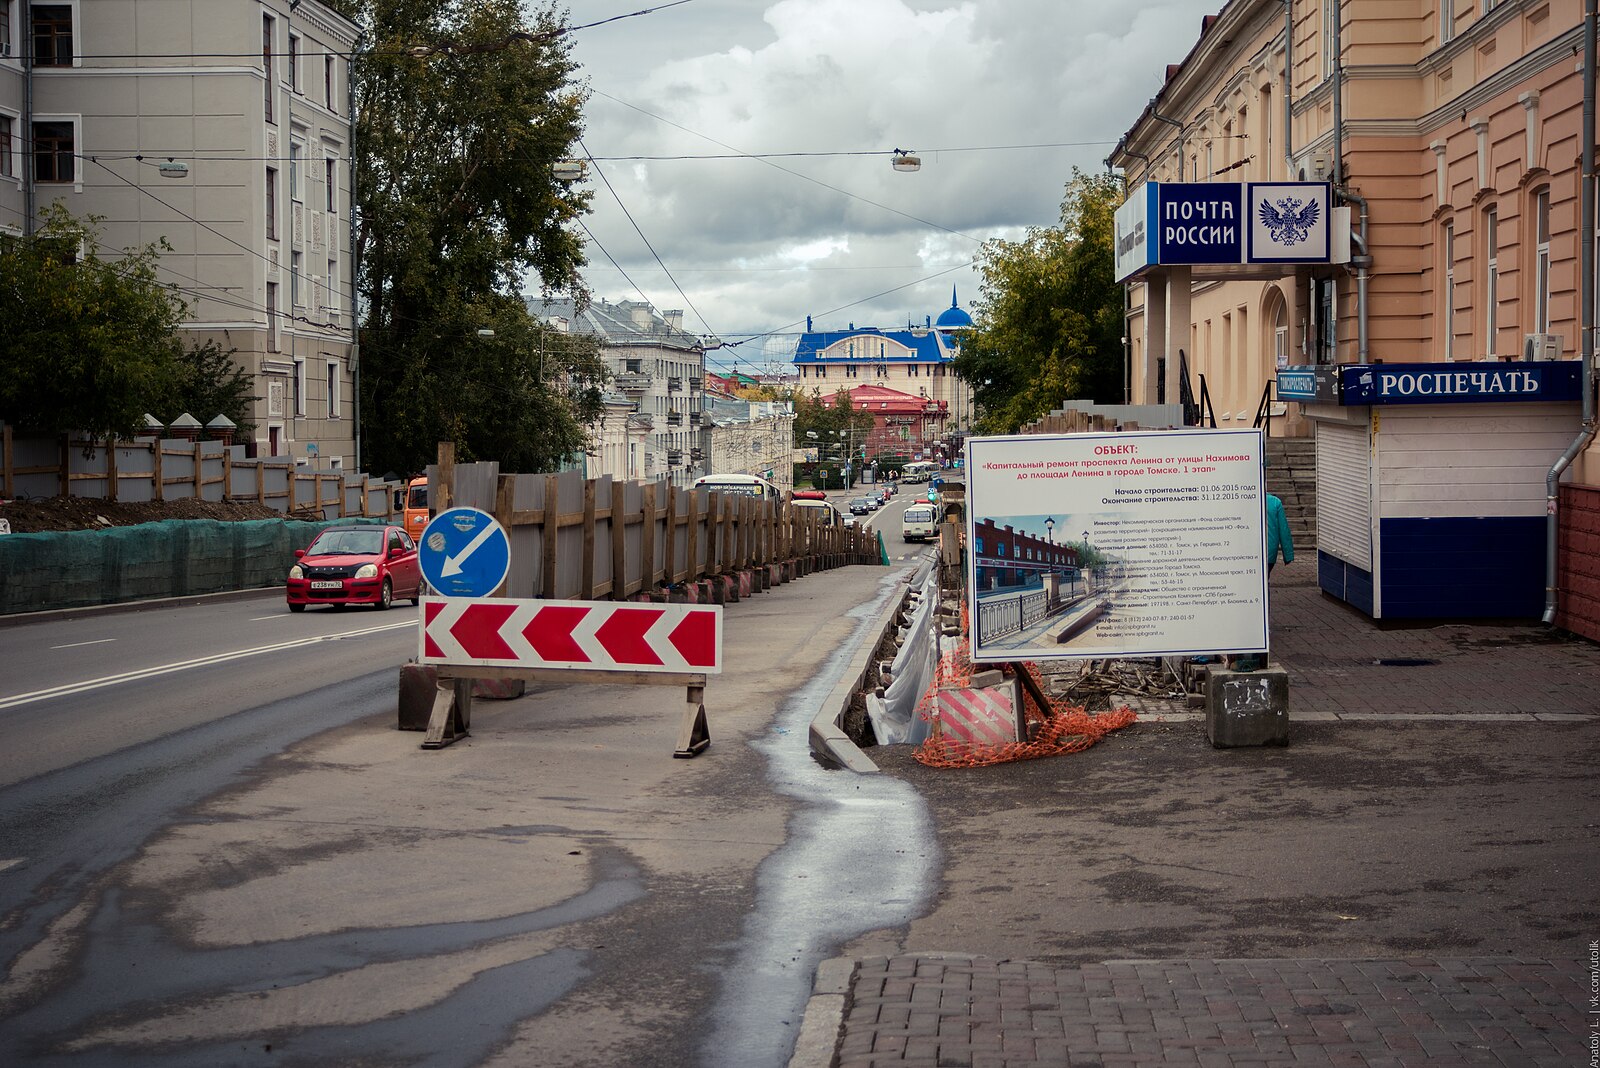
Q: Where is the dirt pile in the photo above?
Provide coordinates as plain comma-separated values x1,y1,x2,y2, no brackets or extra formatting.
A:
0,496,294,533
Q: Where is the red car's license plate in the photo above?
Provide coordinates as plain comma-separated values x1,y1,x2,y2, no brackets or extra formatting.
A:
310,580,343,590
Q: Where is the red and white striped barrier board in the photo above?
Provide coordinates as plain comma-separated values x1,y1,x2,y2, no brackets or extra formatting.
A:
421,597,722,675
933,685,1021,747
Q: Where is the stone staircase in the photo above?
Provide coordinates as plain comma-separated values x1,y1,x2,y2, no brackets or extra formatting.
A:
1264,436,1316,548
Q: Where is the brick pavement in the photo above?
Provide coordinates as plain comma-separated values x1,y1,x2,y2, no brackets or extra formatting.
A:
830,954,1589,1067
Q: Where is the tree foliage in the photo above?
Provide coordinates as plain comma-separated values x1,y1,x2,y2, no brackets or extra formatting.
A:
349,0,599,476
790,387,875,449
953,169,1125,434
0,205,251,440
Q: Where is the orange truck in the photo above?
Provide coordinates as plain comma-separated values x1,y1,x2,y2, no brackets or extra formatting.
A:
398,476,430,539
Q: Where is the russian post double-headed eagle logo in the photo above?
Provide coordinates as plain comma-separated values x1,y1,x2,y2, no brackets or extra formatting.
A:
1258,196,1320,246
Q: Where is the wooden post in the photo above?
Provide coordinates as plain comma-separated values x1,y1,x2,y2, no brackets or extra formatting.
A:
1,424,11,499
663,484,679,585
581,477,598,598
436,441,455,512
640,481,658,592
493,474,516,598
610,479,627,599
58,433,69,497
686,489,701,583
153,439,165,502
223,449,235,504
105,437,118,501
541,474,560,599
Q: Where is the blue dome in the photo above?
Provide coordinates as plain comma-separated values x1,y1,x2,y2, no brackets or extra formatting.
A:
935,286,972,329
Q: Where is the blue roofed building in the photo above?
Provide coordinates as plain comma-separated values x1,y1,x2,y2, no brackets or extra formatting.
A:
792,288,975,432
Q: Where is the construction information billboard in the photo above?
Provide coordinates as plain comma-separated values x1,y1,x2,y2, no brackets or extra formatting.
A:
964,428,1269,663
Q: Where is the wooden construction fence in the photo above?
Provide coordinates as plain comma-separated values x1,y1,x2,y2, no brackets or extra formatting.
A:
433,444,880,601
1,426,398,520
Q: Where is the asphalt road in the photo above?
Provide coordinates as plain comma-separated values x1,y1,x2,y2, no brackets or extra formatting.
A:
0,562,930,1068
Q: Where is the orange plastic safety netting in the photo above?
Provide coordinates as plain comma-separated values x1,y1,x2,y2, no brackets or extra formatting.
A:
911,636,1136,769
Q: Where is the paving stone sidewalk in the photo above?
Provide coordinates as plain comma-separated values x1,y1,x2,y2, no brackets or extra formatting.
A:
831,954,1589,1067
792,566,1600,1068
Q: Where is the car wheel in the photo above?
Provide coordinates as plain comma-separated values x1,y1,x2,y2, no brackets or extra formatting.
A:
377,578,393,610
288,602,306,613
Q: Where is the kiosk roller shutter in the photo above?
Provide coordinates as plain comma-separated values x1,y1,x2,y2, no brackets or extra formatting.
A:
1316,422,1372,570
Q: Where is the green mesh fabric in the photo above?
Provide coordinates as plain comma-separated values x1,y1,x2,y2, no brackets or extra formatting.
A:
0,518,386,615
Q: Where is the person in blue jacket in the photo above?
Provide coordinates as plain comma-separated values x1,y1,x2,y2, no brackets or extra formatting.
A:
1266,493,1294,572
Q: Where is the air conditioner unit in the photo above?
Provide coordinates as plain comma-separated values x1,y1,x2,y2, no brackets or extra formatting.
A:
2,43,11,57
1523,332,1561,361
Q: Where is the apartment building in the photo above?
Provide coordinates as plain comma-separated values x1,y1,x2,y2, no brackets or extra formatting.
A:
1109,0,1598,635
0,0,358,466
534,297,709,488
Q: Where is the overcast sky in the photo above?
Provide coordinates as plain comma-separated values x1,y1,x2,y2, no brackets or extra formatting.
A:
558,0,1220,374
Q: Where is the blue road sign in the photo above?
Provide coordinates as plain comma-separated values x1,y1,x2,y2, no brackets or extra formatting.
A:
418,507,511,598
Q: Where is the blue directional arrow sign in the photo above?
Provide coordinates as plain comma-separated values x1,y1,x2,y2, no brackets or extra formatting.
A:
418,507,511,598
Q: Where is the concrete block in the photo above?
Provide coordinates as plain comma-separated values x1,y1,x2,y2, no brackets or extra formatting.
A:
1205,667,1289,747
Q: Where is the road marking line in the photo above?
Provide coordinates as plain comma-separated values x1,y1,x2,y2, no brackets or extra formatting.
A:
0,620,416,711
49,638,118,650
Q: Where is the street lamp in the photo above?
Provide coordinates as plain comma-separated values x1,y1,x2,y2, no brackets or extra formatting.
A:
1044,517,1055,544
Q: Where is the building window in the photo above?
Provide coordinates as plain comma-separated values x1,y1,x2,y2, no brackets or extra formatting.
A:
266,282,279,351
325,55,336,111
1533,189,1551,333
1321,0,1336,80
266,166,277,240
32,120,73,182
289,141,302,202
326,254,338,313
1442,220,1456,360
291,250,302,307
1440,0,1456,44
293,358,307,417
326,361,339,418
31,4,72,67
325,155,336,212
288,33,299,91
0,115,12,178
1482,206,1497,357
1,1,12,58
262,15,274,123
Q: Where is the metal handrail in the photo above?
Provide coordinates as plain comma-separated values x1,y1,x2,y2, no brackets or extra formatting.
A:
1196,374,1218,429
1251,380,1274,437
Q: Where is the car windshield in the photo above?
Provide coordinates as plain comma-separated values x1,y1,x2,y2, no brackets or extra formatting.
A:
407,485,428,508
310,529,386,555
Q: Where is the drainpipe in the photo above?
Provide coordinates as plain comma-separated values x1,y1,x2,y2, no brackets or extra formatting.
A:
1543,0,1598,626
1337,187,1370,362
1283,0,1294,174
22,0,34,235
1149,104,1186,180
1331,0,1343,185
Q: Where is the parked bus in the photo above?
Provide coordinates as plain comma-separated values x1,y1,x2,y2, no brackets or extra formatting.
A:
901,461,937,483
692,473,782,500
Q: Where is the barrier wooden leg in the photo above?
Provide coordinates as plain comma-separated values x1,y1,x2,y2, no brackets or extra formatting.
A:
421,676,472,749
674,681,710,758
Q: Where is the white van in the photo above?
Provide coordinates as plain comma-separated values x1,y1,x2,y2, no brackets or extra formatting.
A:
901,504,938,542
790,498,843,526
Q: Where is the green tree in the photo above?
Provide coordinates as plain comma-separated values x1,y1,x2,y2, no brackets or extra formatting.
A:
157,339,258,436
349,0,596,475
0,207,186,440
954,169,1125,433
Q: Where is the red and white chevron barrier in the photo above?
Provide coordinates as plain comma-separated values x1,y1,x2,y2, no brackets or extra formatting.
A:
420,597,722,675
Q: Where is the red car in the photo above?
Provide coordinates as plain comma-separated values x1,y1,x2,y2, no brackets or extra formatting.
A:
286,524,423,612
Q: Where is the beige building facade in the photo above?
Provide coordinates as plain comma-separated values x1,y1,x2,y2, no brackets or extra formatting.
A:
1,0,358,466
1110,0,1597,633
